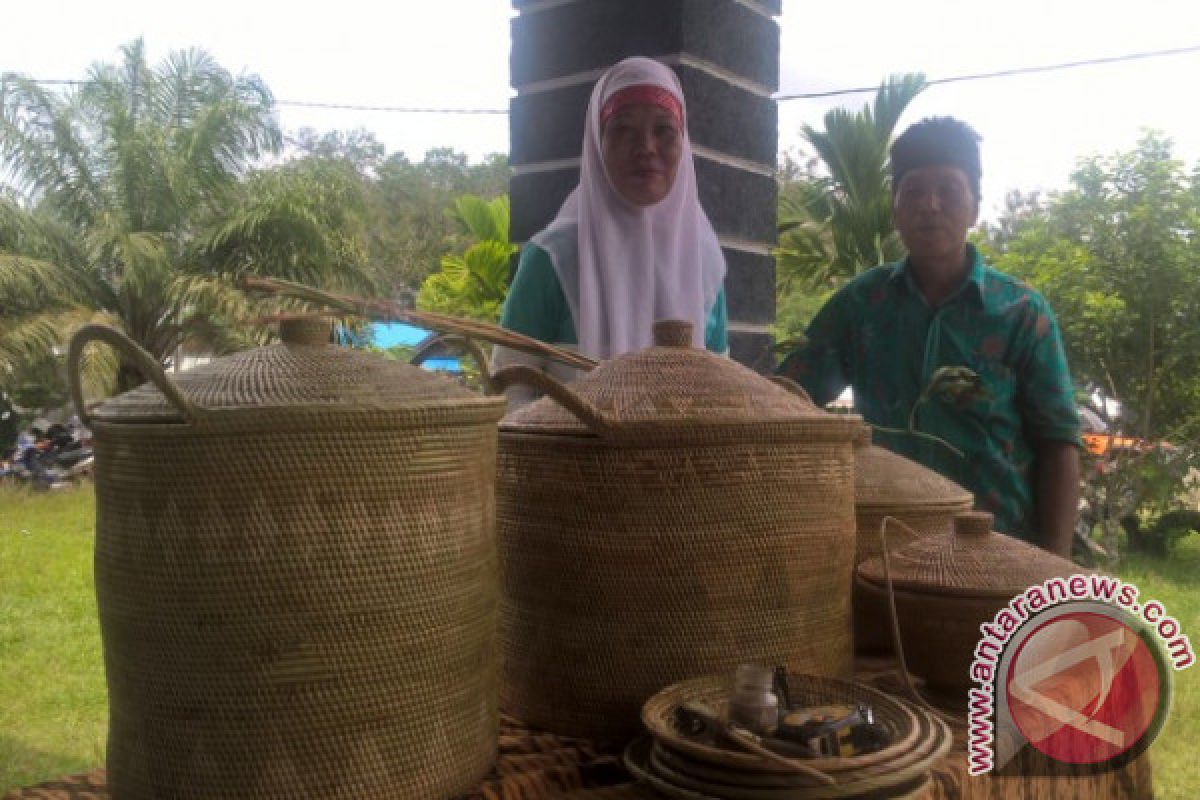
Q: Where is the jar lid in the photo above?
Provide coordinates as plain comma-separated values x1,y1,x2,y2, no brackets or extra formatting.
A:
853,427,974,511
80,318,504,426
498,320,861,443
856,512,1080,598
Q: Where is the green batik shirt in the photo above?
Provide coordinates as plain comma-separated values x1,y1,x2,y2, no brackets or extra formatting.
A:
777,245,1081,542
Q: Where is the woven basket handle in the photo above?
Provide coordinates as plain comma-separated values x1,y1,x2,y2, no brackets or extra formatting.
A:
68,324,199,427
768,376,814,406
490,365,613,436
878,516,959,727
410,333,495,394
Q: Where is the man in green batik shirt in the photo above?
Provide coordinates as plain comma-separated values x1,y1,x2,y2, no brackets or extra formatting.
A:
777,117,1081,555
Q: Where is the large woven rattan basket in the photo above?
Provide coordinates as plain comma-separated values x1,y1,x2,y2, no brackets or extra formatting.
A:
67,321,507,800
850,428,973,653
490,320,862,743
856,511,1080,693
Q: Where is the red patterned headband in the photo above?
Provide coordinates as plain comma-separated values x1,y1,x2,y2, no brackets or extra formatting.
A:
599,85,683,127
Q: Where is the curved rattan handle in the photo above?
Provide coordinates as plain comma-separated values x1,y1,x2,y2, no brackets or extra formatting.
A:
490,365,613,436
769,376,814,405
68,324,198,427
410,333,494,394
878,516,959,727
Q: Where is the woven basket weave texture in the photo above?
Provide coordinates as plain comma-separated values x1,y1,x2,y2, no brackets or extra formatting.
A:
500,321,860,443
856,512,1080,598
496,321,860,743
850,429,974,653
856,512,1083,691
78,322,506,799
851,428,974,566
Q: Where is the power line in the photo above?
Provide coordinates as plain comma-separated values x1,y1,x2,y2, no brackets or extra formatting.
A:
13,78,83,86
276,99,507,114
11,42,1200,112
775,43,1200,101
1,77,510,114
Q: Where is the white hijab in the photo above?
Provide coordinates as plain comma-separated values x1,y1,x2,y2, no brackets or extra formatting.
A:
530,57,726,359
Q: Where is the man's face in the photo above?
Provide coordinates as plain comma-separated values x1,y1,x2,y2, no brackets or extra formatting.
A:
892,164,979,264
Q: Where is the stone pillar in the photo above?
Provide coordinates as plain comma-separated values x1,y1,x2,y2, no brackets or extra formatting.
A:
508,0,781,371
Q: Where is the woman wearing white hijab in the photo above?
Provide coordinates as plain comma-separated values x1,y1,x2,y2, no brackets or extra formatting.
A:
495,57,727,404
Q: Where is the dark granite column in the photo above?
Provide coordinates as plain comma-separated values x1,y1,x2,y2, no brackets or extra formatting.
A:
508,0,781,371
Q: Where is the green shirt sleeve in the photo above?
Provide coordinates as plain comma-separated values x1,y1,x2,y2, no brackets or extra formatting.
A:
500,244,575,345
705,289,728,353
775,288,852,406
1014,295,1082,445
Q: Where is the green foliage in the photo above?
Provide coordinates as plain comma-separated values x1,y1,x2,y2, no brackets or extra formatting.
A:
772,284,827,353
983,133,1200,557
374,149,510,292
284,131,512,296
0,41,379,397
777,74,926,289
774,74,925,344
416,194,516,322
982,132,1200,441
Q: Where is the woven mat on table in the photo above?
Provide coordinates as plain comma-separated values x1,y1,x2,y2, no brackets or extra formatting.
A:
2,772,107,800
4,714,631,800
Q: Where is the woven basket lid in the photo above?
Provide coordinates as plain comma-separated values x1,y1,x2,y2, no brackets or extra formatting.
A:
856,511,1079,598
497,320,861,441
854,427,974,511
84,317,504,425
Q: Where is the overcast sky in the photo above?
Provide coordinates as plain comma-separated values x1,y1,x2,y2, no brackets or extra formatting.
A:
5,0,1200,220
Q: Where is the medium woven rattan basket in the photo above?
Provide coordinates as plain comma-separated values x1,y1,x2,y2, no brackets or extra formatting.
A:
850,428,973,653
67,321,507,800
491,320,862,743
856,511,1081,693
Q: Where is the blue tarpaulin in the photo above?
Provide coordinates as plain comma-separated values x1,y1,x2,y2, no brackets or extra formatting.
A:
366,322,461,373
371,322,431,349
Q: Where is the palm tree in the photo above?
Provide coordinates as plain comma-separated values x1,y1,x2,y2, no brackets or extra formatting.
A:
0,40,377,397
416,194,516,322
777,73,927,292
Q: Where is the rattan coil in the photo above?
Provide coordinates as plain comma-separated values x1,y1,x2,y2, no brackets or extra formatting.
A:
632,673,951,799
641,675,922,775
624,735,943,800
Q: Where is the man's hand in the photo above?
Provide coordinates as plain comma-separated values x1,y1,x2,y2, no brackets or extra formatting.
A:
1036,440,1081,558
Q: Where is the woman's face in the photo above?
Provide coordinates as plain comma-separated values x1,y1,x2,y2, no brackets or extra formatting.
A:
601,103,683,206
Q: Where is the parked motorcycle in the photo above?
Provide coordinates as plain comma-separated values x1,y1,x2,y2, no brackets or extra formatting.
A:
0,418,94,489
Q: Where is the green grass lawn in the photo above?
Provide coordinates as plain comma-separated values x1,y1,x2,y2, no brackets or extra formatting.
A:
1,485,105,791
2,485,1198,795
1114,535,1200,799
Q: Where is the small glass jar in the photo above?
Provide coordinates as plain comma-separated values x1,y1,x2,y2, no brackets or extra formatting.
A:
727,664,779,735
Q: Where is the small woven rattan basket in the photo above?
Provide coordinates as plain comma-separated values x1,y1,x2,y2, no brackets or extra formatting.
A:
68,321,507,800
492,320,862,743
850,428,973,653
856,511,1082,692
